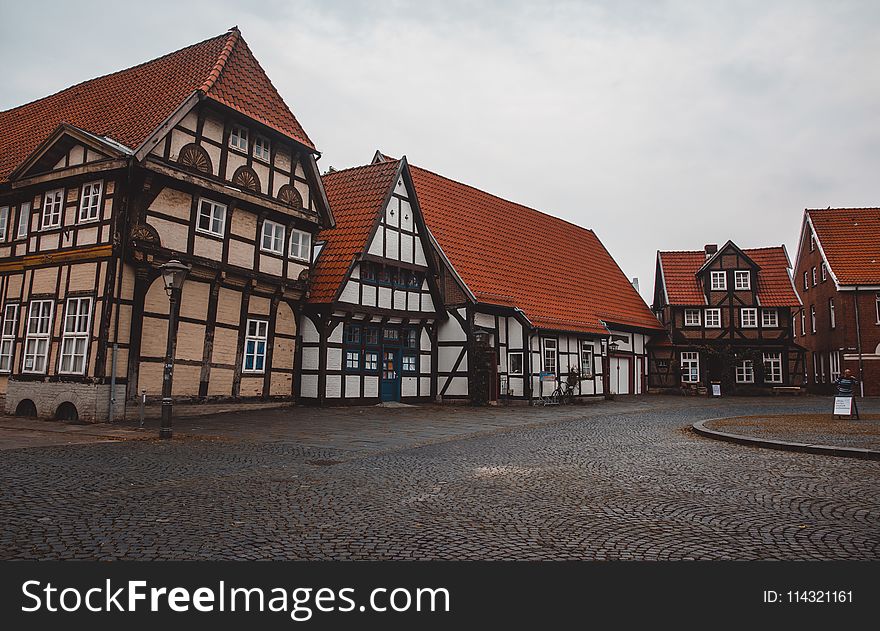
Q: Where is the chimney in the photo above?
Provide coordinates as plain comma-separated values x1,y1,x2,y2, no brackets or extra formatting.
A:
704,244,718,259
631,277,640,293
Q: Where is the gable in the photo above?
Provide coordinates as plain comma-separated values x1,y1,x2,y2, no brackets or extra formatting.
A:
365,172,428,266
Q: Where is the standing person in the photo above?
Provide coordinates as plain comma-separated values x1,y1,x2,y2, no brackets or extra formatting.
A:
834,369,861,420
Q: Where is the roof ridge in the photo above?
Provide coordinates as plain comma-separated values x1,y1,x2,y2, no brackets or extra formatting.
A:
199,27,240,94
322,160,400,179
0,30,231,117
807,207,880,212
408,163,597,237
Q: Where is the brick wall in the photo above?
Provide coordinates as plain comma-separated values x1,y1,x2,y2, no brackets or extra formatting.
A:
4,379,127,423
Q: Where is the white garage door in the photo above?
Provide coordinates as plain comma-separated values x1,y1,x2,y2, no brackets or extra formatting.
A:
610,357,630,395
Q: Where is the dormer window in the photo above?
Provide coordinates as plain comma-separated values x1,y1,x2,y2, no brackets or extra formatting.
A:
710,271,727,291
230,125,249,152
253,135,271,162
734,270,750,290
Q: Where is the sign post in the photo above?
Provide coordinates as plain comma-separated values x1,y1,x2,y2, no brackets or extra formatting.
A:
833,396,853,419
710,382,722,398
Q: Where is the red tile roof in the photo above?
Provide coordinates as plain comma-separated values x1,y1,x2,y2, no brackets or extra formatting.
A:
409,165,662,334
807,208,880,286
0,27,313,183
310,161,401,302
658,246,800,307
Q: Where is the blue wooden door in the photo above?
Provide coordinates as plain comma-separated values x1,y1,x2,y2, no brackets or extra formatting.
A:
381,349,401,401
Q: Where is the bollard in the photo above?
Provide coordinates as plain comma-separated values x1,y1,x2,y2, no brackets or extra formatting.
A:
139,390,146,428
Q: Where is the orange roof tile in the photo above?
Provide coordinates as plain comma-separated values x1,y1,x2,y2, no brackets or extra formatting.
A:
310,161,401,302
409,165,661,334
658,246,800,307
0,28,313,183
807,208,880,286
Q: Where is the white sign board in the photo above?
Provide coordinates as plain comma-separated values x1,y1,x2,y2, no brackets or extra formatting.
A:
834,396,853,416
711,383,721,397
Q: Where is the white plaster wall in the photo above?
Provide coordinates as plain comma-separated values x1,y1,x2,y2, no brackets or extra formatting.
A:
300,374,318,398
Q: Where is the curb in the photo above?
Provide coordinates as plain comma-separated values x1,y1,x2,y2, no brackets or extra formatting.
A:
691,419,880,461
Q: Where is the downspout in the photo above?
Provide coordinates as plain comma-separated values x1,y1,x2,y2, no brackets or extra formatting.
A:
109,157,134,422
853,287,865,397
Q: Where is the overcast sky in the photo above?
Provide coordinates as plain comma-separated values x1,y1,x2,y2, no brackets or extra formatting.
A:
2,0,878,301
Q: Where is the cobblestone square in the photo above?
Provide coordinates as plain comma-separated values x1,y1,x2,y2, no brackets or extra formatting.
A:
1,397,878,560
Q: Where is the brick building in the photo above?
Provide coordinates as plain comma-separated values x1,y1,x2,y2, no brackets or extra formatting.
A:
794,208,880,396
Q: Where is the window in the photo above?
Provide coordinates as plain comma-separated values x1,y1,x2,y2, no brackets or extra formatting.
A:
196,199,227,237
829,298,836,329
42,189,64,229
684,309,701,327
875,293,880,324
543,338,557,374
830,351,841,381
811,266,817,286
821,262,827,282
580,342,594,376
763,352,783,383
261,220,285,254
810,234,815,251
812,352,819,384
289,229,311,262
710,271,727,291
810,305,816,334
243,319,268,373
740,308,757,328
407,271,422,289
365,328,379,346
761,309,778,328
508,351,524,376
792,314,797,338
17,202,30,239
704,308,721,328
736,359,754,383
59,297,91,374
383,328,399,342
0,304,18,372
253,136,270,162
78,181,102,222
734,270,750,290
402,354,417,373
345,325,360,345
404,328,418,349
361,262,376,282
800,310,806,336
0,206,8,240
230,125,249,151
345,350,360,370
364,351,379,372
803,271,809,291
681,351,699,383
23,300,53,373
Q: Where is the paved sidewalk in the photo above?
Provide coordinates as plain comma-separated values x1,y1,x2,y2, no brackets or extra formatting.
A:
704,414,880,451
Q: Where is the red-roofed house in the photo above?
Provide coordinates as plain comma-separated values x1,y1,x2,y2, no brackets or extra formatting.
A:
794,208,880,395
650,241,805,392
303,151,662,404
0,28,332,422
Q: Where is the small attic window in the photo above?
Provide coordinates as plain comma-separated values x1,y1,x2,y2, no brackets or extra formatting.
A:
253,135,270,162
230,125,248,151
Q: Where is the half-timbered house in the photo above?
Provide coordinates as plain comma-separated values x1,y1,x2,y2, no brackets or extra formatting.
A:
649,242,805,393
0,28,332,421
793,208,880,396
305,151,663,404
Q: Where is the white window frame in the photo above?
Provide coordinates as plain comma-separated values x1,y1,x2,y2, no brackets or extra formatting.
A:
59,297,91,375
402,354,417,373
811,266,817,286
42,188,64,230
830,351,841,381
261,219,285,255
680,351,700,383
230,125,249,152
542,338,557,374
17,202,31,239
242,319,268,373
23,299,53,374
0,206,9,241
763,352,783,384
829,298,836,329
820,262,827,282
803,271,809,291
710,270,727,291
800,310,806,336
580,342,594,376
289,228,311,262
704,308,721,328
507,351,524,376
253,135,271,162
735,359,754,384
875,293,880,324
684,309,701,327
810,234,815,251
364,351,379,372
734,270,750,290
0,303,18,373
345,350,360,370
810,305,816,333
740,308,757,328
78,181,102,223
196,199,227,237
761,309,778,328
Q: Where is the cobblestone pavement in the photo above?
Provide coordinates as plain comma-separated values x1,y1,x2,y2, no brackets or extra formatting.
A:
1,397,878,560
706,414,880,451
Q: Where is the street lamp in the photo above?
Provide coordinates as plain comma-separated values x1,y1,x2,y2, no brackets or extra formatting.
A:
158,259,190,439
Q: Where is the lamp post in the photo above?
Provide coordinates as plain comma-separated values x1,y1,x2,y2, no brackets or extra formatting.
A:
158,260,190,439
608,340,620,395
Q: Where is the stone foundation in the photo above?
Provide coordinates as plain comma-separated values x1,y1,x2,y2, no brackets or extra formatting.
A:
4,380,127,423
